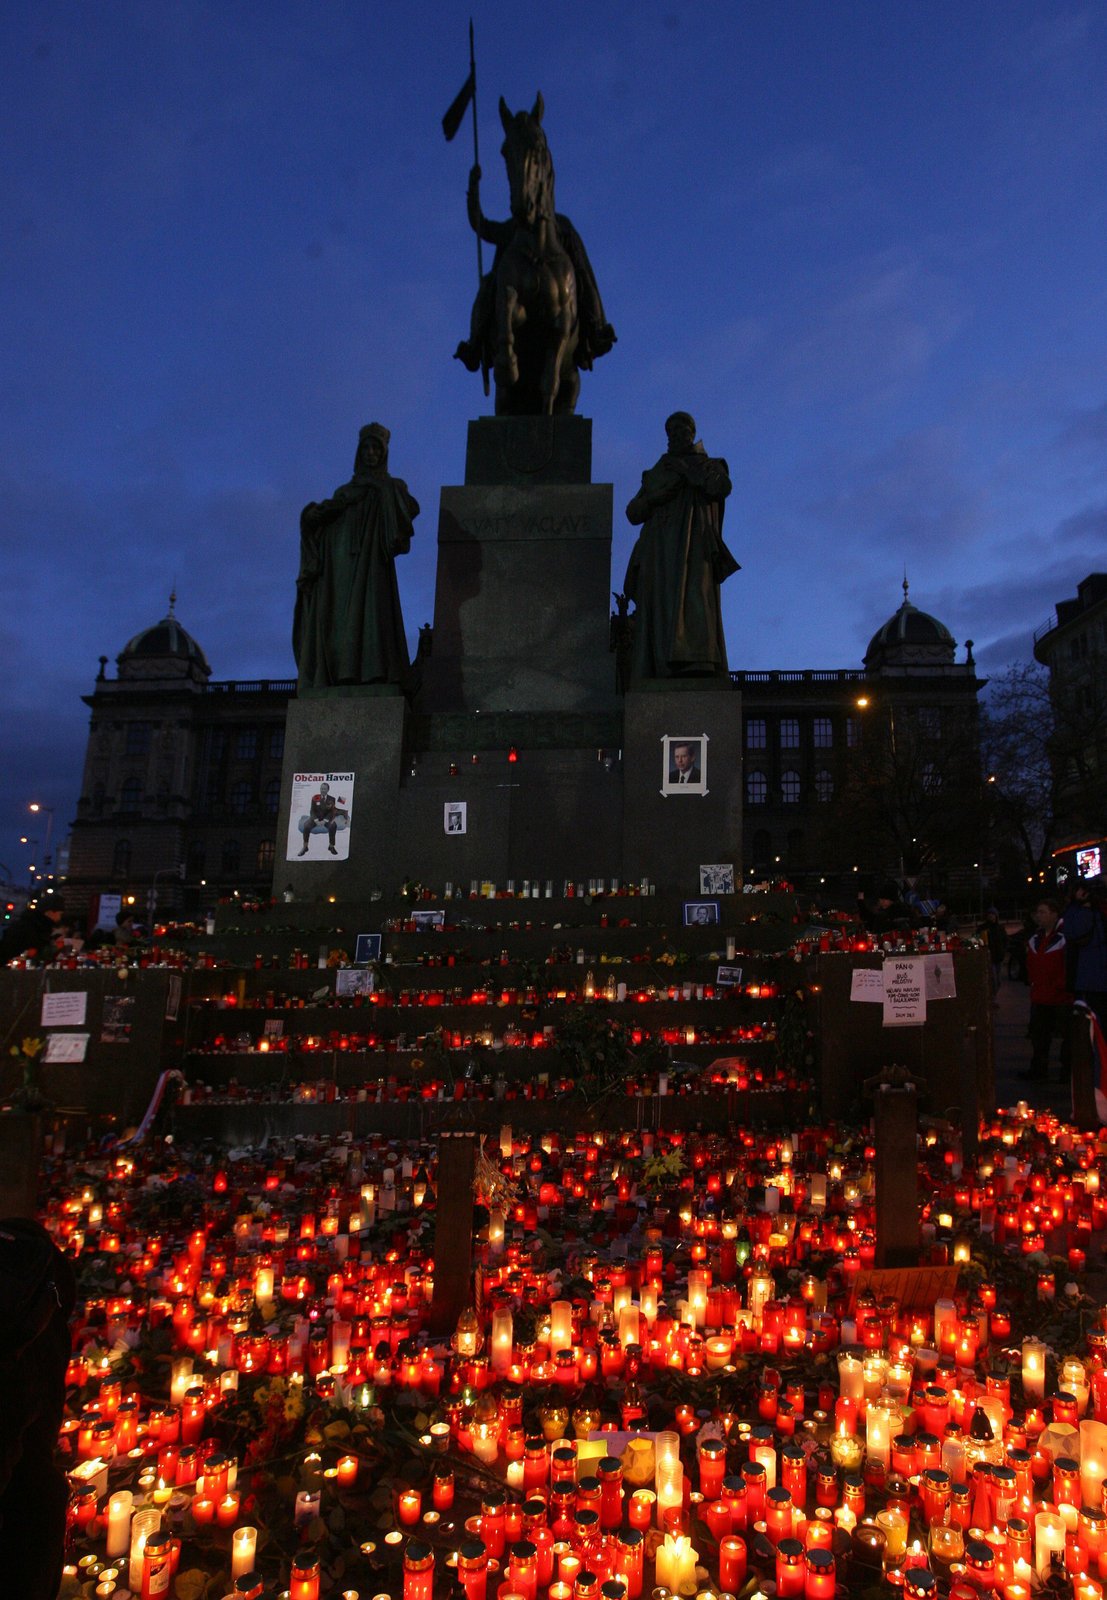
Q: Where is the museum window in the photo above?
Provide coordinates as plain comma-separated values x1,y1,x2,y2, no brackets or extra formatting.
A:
781,769,801,804
221,839,241,876
917,706,941,739
813,717,833,748
208,729,227,760
814,769,834,802
922,762,942,794
125,721,151,756
264,777,282,815
120,776,142,813
780,718,800,749
112,840,131,878
746,770,768,805
746,718,766,750
229,780,255,815
236,727,259,760
846,716,861,749
257,840,275,872
269,727,285,760
203,775,223,812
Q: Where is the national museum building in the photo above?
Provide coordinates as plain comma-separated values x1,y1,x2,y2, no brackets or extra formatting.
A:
65,583,983,917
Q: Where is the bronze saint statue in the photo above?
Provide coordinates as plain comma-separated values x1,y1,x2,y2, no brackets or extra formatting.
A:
623,412,739,680
293,423,418,691
454,94,615,415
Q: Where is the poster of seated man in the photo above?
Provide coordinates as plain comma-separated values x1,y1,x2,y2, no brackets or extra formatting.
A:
286,771,355,861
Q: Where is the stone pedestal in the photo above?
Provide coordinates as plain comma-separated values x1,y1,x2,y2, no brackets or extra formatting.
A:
621,684,743,895
275,689,406,902
423,417,614,714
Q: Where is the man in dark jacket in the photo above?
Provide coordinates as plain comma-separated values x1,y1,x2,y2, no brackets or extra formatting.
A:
0,1218,77,1600
0,899,66,964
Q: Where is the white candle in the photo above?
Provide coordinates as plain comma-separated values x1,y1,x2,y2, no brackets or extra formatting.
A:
550,1300,573,1354
1035,1510,1067,1580
656,1533,698,1592
331,1319,352,1369
106,1491,134,1558
655,1431,681,1473
866,1404,891,1471
491,1307,514,1374
1022,1338,1046,1403
169,1357,194,1407
656,1459,684,1526
488,1209,505,1252
639,1285,658,1324
618,1304,640,1348
753,1442,777,1490
837,1351,863,1403
231,1526,257,1580
128,1507,161,1592
687,1270,709,1330
1080,1420,1107,1509
1065,1360,1091,1416
933,1298,957,1348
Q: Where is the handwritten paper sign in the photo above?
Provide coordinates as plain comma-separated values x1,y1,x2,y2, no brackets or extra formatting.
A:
44,1032,90,1063
41,991,88,1027
850,967,884,1003
883,957,926,1027
849,1264,960,1313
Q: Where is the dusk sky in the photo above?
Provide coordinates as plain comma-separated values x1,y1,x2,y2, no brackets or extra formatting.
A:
3,2,1106,884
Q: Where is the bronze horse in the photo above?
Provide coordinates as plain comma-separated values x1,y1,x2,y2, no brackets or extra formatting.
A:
457,94,615,416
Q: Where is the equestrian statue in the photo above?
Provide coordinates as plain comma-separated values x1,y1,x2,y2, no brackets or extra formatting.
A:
454,93,616,416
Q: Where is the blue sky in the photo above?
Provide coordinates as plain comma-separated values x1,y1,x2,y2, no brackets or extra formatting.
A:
2,2,1106,881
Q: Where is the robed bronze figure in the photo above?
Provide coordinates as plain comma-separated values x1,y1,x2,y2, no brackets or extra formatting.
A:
623,413,739,680
293,424,418,691
454,94,615,415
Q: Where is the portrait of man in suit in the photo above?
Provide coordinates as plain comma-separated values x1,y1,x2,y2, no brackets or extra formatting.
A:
663,736,707,793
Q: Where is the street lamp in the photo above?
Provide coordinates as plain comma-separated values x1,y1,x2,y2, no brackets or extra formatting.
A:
28,802,55,870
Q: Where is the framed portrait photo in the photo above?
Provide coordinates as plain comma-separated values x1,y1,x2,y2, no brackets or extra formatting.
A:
354,932,382,964
661,734,708,796
683,900,720,927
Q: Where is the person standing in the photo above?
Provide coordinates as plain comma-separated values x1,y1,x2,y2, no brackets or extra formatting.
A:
1022,898,1071,1083
0,1219,76,1600
1063,879,1107,1029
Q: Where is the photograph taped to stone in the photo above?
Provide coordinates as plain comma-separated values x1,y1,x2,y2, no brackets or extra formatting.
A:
354,933,382,964
287,771,355,861
661,734,708,795
683,901,719,926
444,801,467,835
700,863,735,894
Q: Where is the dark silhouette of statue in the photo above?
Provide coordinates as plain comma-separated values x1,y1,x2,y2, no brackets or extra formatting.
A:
454,93,615,415
623,412,738,681
293,424,419,691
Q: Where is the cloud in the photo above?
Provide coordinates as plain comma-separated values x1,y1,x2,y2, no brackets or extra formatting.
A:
807,425,988,556
776,250,966,409
1054,503,1107,545
1056,400,1107,450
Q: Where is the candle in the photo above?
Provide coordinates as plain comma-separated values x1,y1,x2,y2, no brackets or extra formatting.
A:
1034,1511,1066,1581
804,1546,836,1600
291,1553,322,1600
337,1454,359,1488
1080,1420,1107,1507
777,1536,805,1597
398,1488,422,1526
720,1535,747,1591
231,1526,257,1580
106,1490,134,1558
655,1533,698,1593
216,1491,240,1528
191,1495,215,1527
1022,1340,1046,1404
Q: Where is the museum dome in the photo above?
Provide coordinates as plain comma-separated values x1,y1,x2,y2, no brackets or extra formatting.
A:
864,581,955,669
117,593,211,680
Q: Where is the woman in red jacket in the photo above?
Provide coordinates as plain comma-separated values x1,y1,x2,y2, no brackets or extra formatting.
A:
1023,898,1072,1082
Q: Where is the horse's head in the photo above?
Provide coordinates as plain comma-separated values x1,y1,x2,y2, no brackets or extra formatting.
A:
499,93,554,228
